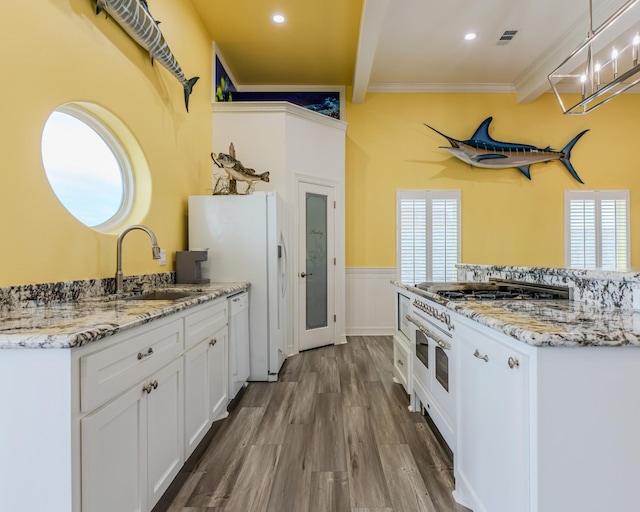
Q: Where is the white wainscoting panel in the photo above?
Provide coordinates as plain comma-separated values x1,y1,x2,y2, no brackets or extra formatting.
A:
346,268,396,336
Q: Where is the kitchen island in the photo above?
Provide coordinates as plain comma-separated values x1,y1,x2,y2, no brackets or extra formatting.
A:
0,279,249,512
393,268,640,512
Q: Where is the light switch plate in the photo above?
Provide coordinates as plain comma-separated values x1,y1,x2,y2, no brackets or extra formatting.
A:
159,249,166,266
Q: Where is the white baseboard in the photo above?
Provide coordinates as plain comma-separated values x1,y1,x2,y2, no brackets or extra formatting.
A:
346,268,396,336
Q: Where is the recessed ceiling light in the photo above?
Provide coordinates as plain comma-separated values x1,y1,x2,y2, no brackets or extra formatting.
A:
272,14,286,24
464,32,477,41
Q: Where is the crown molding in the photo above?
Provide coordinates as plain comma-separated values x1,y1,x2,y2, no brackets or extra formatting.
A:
212,101,347,131
367,82,516,94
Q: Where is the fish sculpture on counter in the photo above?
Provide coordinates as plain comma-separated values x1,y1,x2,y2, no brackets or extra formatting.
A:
211,143,270,194
93,0,199,112
424,117,588,183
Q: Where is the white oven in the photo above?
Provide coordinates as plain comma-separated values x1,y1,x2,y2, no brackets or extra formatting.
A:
407,297,457,451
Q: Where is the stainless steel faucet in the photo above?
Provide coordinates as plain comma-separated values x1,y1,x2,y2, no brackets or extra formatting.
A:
116,225,161,293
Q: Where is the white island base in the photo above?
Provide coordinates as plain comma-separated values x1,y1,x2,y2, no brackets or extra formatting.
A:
454,315,640,512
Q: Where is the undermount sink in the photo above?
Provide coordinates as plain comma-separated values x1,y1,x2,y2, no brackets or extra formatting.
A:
123,291,201,301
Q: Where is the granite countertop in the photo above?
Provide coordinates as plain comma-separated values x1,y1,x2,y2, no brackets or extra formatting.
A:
0,282,249,350
393,281,640,348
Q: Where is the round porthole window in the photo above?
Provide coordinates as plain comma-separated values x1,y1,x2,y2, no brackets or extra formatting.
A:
41,104,134,231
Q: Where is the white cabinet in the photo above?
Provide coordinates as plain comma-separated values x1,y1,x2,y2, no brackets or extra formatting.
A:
228,291,249,400
392,332,411,392
81,377,146,512
79,318,183,412
392,286,415,395
208,325,228,420
184,338,211,456
1,293,244,512
81,356,184,512
146,358,184,506
184,301,229,458
79,297,233,512
456,320,530,512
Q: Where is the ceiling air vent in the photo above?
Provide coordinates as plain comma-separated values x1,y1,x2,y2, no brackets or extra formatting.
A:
497,30,518,46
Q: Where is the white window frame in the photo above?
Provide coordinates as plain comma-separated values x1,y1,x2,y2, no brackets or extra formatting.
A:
564,190,630,270
396,190,461,284
42,103,134,232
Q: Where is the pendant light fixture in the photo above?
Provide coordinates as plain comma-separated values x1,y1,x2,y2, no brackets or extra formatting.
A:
548,0,640,114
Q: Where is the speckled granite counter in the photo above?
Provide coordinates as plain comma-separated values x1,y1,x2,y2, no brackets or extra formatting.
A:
393,280,640,348
457,263,640,309
0,282,249,350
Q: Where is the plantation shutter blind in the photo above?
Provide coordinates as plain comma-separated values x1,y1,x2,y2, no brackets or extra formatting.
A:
397,190,461,284
600,198,628,270
431,197,459,282
565,190,629,271
568,197,597,269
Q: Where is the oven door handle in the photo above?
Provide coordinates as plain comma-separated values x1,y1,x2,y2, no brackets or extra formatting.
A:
405,314,452,350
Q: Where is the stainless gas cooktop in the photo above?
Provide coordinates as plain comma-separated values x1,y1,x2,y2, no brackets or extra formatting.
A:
415,278,570,301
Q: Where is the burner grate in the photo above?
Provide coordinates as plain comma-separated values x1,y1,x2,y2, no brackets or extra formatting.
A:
431,280,569,301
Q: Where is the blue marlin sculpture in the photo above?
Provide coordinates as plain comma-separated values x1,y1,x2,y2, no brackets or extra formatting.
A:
94,0,199,112
424,117,588,183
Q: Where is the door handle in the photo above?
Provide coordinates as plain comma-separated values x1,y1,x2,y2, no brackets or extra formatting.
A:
300,272,313,278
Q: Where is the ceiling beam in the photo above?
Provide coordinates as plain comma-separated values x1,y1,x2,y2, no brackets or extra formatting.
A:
351,0,391,104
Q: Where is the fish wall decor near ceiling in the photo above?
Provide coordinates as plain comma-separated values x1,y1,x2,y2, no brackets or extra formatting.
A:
424,117,588,183
93,0,199,112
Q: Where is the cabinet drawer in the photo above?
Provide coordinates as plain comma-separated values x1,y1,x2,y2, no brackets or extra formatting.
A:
185,300,227,350
463,323,527,371
80,318,183,412
393,334,410,392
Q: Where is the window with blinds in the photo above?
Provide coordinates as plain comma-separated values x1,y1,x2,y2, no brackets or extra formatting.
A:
397,190,461,284
564,190,629,271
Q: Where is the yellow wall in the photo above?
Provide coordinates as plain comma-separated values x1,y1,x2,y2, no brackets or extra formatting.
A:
4,3,640,286
0,1,212,286
345,91,640,269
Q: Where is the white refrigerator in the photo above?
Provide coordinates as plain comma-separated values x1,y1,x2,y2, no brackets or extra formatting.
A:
188,192,289,381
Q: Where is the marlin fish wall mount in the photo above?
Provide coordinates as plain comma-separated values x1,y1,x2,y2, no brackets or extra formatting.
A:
424,117,588,184
93,0,199,112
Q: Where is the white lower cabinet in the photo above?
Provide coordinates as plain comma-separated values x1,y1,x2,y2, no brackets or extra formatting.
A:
81,379,146,512
81,357,184,512
392,332,411,392
456,320,529,512
146,358,184,506
184,339,211,457
454,316,640,512
392,286,416,396
208,325,228,421
76,297,235,512
184,323,228,458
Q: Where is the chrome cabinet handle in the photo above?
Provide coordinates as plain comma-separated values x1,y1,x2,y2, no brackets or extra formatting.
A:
473,349,489,362
300,272,313,278
209,338,217,347
137,347,154,360
142,380,158,394
508,357,520,369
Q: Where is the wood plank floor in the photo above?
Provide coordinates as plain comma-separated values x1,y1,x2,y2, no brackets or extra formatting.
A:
154,336,471,512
